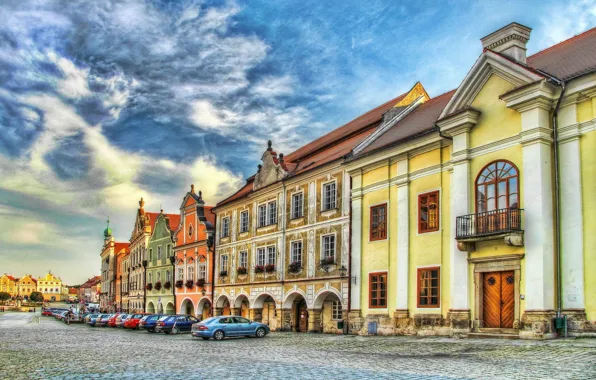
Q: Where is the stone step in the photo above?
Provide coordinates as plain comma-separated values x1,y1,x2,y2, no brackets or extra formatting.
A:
468,332,520,340
478,328,518,334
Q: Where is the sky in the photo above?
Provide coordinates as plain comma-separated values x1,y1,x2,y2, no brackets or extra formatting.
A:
0,0,595,285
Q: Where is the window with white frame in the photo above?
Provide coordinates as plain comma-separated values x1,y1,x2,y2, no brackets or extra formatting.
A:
257,248,266,266
291,241,302,264
322,235,336,261
239,251,248,268
332,301,342,320
198,264,206,279
258,205,267,227
268,201,277,225
220,255,229,271
267,246,276,266
323,182,336,210
178,268,184,281
157,246,162,260
148,272,152,284
157,272,161,282
166,270,171,283
292,192,303,218
222,217,230,238
240,211,249,233
188,266,194,281
149,248,153,262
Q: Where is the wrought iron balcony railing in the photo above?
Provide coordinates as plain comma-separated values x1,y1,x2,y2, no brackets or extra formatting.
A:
456,208,523,239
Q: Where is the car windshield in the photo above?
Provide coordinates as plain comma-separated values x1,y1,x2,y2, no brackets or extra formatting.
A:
148,315,159,321
158,316,171,321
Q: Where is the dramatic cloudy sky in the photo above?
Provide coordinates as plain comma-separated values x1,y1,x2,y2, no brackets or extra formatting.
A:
1,0,594,285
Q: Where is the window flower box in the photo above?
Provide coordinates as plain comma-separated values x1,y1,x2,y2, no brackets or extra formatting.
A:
154,281,162,291
145,283,153,291
320,257,335,266
265,264,276,273
185,279,194,288
288,261,302,273
195,278,205,287
175,280,184,289
237,267,247,275
254,265,265,274
163,281,171,290
219,270,228,277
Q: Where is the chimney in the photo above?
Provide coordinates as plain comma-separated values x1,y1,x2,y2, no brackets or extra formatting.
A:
481,22,531,64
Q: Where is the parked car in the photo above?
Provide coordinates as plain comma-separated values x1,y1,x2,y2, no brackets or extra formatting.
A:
95,314,112,327
41,308,54,316
123,314,145,329
155,315,199,334
84,313,98,324
139,314,164,332
87,314,106,327
107,314,121,327
55,310,69,321
191,316,270,340
115,314,130,327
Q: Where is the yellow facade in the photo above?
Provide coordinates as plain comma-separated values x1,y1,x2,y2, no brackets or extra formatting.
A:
0,274,17,297
37,272,67,302
17,275,38,299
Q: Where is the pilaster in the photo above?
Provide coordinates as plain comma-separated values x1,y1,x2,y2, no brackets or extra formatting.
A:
395,159,409,311
349,169,363,310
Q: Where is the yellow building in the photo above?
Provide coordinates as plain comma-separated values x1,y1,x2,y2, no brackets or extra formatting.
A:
0,274,17,297
37,272,68,302
344,23,596,338
17,275,38,300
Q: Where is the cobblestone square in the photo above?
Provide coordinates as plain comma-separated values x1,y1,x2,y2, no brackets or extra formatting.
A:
1,313,595,379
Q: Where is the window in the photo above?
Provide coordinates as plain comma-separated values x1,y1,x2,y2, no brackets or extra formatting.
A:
166,270,170,283
188,224,193,238
476,161,519,212
240,211,249,233
268,201,277,225
418,267,440,308
322,235,336,261
188,266,194,281
291,193,303,218
257,248,266,266
149,249,153,261
418,191,439,233
220,255,228,271
267,246,276,266
369,272,387,308
239,251,248,268
148,273,152,284
166,245,171,257
157,246,162,260
332,301,342,320
178,268,184,281
370,204,387,240
222,217,230,238
290,241,302,264
258,205,267,227
198,264,206,279
322,182,336,210
157,272,161,282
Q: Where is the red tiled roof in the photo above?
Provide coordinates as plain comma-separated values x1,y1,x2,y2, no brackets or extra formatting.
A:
358,90,456,156
114,242,129,253
69,288,78,295
166,213,181,232
205,206,215,226
527,27,596,80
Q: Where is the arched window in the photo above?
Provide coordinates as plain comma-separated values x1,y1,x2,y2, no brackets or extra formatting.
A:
476,161,519,213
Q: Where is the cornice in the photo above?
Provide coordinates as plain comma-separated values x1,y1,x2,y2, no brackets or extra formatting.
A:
500,80,557,112
436,108,480,136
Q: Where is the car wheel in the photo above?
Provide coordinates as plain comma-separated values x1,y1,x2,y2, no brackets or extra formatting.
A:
256,328,266,338
202,337,210,340
171,327,179,335
213,330,225,341
148,328,155,333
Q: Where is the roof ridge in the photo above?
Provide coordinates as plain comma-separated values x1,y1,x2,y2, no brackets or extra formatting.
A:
528,26,596,59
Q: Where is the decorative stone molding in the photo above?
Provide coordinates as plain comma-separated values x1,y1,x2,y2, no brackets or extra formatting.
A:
253,141,288,191
480,22,531,63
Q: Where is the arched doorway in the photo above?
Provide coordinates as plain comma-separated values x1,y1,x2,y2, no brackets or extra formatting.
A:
253,293,277,330
180,299,195,316
197,297,212,320
165,302,175,315
147,302,156,314
234,295,250,318
215,295,231,316
313,290,343,334
283,292,308,332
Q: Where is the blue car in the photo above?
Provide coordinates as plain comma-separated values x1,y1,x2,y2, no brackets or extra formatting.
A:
155,315,199,334
139,314,164,332
86,314,107,327
191,316,270,340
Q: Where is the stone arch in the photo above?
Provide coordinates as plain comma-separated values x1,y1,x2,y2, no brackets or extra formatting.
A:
251,292,277,309
165,302,175,315
233,293,250,308
180,298,195,316
215,294,231,308
312,288,344,334
147,301,156,314
234,293,251,318
312,288,342,309
283,289,307,309
196,297,212,320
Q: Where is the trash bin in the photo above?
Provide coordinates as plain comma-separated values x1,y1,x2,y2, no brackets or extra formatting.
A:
554,316,566,329
337,320,344,330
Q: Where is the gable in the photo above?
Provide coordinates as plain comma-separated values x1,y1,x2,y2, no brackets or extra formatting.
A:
184,195,196,208
441,51,543,118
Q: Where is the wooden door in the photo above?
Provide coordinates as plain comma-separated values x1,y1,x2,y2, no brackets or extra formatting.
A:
483,271,514,328
298,302,308,332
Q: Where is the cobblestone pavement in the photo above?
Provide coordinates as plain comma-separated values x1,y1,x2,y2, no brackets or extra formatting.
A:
1,312,595,379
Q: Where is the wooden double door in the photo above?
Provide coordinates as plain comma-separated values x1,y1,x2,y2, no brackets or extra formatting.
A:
483,271,514,328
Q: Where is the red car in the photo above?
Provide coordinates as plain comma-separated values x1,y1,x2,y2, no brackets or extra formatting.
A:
107,313,121,327
41,309,54,316
123,314,145,329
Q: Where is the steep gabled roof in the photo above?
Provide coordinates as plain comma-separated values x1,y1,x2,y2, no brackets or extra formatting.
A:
114,242,130,253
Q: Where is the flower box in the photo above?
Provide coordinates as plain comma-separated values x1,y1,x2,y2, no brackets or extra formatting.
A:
254,265,265,274
185,279,194,288
320,257,335,266
164,281,171,290
265,264,276,273
288,261,302,273
175,280,184,288
195,278,205,287
145,283,153,291
154,281,162,291
219,270,228,277
237,267,247,275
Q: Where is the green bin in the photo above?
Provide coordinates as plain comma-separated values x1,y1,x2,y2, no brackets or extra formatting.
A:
554,316,566,329
337,320,344,330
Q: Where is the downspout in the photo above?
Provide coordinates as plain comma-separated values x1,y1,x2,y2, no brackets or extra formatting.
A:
347,176,352,315
210,234,215,317
142,259,147,313
280,180,286,330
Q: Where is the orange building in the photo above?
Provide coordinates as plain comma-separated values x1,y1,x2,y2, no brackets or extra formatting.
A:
174,185,216,319
115,245,129,312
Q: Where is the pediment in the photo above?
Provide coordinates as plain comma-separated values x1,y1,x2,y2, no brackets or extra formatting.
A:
440,51,543,118
253,142,288,190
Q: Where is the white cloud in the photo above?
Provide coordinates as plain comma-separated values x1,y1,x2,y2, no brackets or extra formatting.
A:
47,51,91,99
190,99,229,129
251,75,295,98
538,0,596,48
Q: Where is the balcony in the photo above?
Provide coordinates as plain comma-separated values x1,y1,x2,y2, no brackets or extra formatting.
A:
455,208,524,251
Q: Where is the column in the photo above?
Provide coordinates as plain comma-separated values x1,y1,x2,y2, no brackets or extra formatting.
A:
557,103,585,311
349,170,363,311
395,158,409,314
307,309,321,332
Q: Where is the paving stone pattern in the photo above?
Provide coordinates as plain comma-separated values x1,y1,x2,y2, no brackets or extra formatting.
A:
1,313,595,379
